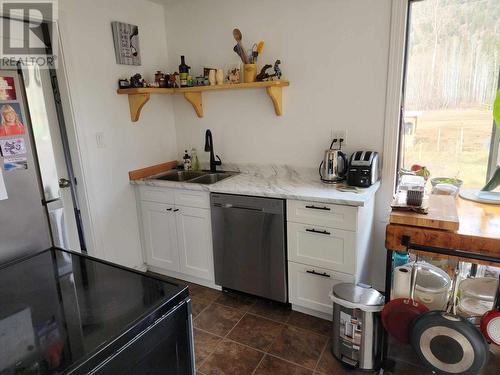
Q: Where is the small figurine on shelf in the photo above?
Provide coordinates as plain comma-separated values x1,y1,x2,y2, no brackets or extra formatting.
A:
227,67,241,84
118,78,130,89
130,73,144,88
168,72,179,88
256,64,272,81
273,60,282,80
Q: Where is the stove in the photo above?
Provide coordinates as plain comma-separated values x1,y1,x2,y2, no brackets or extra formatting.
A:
0,248,194,374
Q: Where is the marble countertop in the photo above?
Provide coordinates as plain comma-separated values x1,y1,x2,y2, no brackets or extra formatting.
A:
131,164,380,207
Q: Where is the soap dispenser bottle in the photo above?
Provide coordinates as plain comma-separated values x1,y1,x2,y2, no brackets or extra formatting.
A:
183,150,192,170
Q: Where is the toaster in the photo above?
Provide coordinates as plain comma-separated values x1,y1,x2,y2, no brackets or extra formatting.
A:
347,151,380,187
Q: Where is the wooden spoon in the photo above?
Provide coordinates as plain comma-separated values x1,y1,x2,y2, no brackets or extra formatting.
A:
233,28,248,64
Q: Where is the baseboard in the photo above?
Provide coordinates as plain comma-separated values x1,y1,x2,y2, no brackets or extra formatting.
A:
291,304,332,321
147,265,221,290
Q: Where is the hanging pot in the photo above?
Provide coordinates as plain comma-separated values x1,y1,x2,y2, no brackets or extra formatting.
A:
480,275,500,346
410,263,489,375
382,254,429,344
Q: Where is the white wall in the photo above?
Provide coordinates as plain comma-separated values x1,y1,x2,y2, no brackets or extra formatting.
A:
162,0,393,287
163,0,391,167
58,0,177,267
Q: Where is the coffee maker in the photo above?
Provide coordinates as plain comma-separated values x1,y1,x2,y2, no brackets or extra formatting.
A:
319,139,348,183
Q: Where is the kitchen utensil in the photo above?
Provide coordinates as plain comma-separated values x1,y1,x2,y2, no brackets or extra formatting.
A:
381,254,429,344
251,43,258,63
256,40,265,54
329,283,385,371
457,277,496,318
413,261,451,311
480,275,500,345
319,139,348,183
232,28,248,64
233,44,246,64
410,263,489,375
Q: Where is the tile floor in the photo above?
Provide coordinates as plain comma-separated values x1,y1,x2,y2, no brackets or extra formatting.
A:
162,277,500,375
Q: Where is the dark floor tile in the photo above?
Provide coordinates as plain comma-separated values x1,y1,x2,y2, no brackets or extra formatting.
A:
199,339,263,375
191,297,212,318
188,283,222,302
287,311,331,336
254,354,312,374
316,343,356,374
228,313,284,351
215,290,256,312
194,329,222,368
194,303,244,336
268,326,327,369
249,299,292,323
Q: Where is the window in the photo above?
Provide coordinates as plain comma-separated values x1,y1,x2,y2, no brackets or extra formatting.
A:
400,0,500,188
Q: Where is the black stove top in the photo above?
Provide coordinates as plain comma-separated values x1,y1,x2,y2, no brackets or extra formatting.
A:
0,248,188,374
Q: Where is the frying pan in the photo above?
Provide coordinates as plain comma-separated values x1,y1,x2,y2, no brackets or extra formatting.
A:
382,254,429,343
410,263,489,375
480,274,500,345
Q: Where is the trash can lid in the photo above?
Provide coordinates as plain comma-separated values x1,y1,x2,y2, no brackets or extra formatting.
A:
332,283,384,306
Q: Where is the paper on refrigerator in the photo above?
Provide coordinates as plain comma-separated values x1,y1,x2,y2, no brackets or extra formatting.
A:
0,168,7,200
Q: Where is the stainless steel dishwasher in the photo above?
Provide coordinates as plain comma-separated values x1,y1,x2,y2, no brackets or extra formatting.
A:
210,193,287,302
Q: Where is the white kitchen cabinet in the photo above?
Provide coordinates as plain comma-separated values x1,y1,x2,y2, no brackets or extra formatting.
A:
138,187,214,284
287,222,356,273
286,198,375,319
176,206,214,280
141,201,179,272
288,261,354,315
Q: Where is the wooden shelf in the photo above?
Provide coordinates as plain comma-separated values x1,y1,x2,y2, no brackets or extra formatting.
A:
117,80,289,122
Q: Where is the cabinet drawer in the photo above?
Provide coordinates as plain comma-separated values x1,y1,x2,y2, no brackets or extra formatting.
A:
288,261,354,314
140,186,175,204
174,190,210,209
287,222,356,273
287,200,357,231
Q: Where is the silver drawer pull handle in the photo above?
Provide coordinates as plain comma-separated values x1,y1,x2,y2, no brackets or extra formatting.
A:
305,205,331,211
306,228,331,235
306,269,331,278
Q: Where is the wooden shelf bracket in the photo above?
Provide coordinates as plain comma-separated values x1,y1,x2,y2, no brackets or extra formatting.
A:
128,93,150,122
183,92,203,118
266,86,283,116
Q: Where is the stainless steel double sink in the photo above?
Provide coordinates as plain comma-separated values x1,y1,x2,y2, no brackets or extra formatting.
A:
151,170,238,185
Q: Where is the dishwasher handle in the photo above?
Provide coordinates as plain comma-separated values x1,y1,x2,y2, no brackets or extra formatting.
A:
213,203,264,212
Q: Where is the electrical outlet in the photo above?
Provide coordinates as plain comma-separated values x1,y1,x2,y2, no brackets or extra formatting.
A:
95,132,106,148
333,129,347,148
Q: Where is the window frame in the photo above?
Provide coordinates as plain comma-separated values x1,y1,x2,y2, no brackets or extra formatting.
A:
398,0,500,186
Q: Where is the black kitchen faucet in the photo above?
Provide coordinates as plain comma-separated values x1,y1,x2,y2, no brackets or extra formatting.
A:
204,129,222,172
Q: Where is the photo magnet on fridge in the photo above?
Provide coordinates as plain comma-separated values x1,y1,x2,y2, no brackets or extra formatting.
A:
0,103,25,137
0,77,16,100
3,155,28,171
0,138,26,157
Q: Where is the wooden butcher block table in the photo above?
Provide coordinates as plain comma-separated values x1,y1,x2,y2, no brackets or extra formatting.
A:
386,195,500,265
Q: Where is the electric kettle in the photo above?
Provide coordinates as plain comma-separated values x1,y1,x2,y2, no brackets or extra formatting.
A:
319,140,348,183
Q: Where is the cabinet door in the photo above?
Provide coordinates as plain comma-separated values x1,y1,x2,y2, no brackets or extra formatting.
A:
175,206,214,282
141,202,179,271
288,261,354,314
287,222,356,273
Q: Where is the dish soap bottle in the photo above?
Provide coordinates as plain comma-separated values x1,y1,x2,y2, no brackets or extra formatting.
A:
179,56,190,88
183,150,192,170
191,148,200,171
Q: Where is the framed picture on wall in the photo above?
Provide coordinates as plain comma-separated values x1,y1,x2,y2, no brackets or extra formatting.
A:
111,21,141,66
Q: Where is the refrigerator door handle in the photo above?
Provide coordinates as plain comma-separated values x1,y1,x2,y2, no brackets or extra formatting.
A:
59,178,72,188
